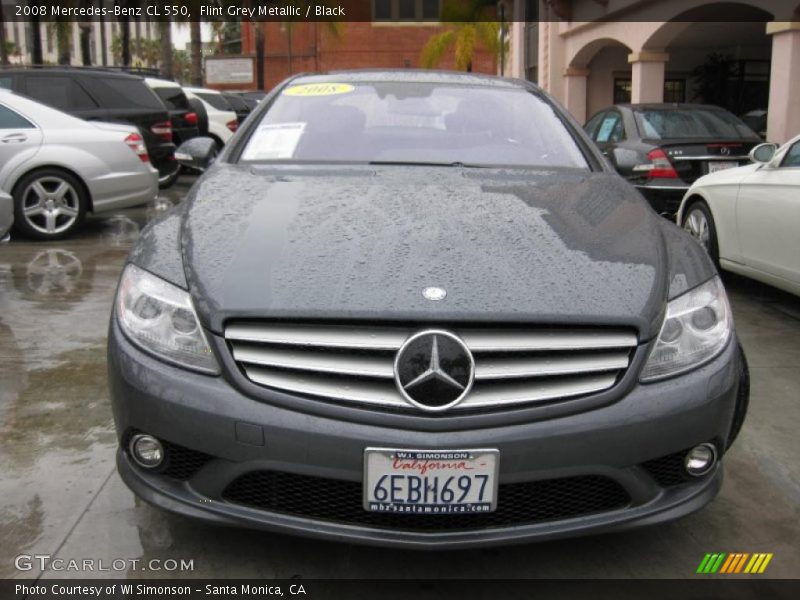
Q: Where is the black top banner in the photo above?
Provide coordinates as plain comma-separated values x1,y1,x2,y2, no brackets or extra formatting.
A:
0,0,791,23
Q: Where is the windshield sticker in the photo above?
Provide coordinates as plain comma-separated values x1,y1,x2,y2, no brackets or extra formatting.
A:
241,122,306,160
283,83,355,97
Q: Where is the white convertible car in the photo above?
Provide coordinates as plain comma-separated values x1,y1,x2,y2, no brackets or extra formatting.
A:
679,135,800,296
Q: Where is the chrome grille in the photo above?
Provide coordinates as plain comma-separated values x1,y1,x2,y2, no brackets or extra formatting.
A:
225,323,638,411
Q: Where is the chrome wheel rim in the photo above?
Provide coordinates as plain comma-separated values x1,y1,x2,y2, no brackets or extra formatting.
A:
684,208,711,250
21,177,80,235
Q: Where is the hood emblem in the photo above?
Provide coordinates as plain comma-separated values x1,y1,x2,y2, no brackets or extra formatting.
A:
422,286,447,301
394,330,474,412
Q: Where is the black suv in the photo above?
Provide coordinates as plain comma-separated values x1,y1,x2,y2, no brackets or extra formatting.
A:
0,68,179,188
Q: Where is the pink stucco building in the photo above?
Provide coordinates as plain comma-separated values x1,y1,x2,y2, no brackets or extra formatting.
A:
503,0,800,143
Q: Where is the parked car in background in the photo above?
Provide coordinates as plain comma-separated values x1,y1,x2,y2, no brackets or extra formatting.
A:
183,86,238,147
0,89,157,240
229,90,266,110
0,190,12,240
110,71,748,548
0,68,179,189
679,136,800,296
741,109,767,139
584,103,762,216
145,78,201,186
221,92,251,125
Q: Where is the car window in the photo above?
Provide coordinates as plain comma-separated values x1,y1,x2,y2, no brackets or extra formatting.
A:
224,94,248,111
0,104,35,129
195,92,232,111
23,76,98,111
89,77,164,110
153,86,189,111
780,141,800,168
0,76,12,90
583,112,606,139
239,81,589,169
595,112,624,143
634,107,759,140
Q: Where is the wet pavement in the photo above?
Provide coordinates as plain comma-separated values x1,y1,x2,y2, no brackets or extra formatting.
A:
0,174,798,579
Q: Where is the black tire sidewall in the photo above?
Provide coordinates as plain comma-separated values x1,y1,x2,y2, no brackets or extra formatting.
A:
683,201,720,267
12,169,88,240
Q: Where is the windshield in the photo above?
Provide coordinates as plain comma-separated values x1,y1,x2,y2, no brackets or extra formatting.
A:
195,92,232,111
154,86,189,111
238,81,588,168
634,107,760,140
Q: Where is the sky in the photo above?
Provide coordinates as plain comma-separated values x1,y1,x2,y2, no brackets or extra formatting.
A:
170,23,213,50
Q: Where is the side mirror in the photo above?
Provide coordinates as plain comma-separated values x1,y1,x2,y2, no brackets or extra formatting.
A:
749,142,778,164
174,137,219,172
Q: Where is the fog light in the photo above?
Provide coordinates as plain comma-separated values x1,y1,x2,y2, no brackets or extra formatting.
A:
684,443,717,477
129,434,164,469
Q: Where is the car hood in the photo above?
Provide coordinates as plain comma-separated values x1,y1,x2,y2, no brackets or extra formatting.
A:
181,164,668,339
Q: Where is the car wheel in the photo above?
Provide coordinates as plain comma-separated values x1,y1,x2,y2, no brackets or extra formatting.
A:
682,201,719,266
12,169,87,240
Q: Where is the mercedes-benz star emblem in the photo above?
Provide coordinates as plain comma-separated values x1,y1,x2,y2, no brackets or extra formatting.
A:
394,330,474,412
720,146,730,156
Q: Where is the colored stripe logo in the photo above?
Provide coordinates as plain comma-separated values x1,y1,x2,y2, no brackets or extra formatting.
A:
697,553,773,574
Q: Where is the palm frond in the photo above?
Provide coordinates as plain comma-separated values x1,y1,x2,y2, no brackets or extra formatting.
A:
421,30,456,68
454,26,477,71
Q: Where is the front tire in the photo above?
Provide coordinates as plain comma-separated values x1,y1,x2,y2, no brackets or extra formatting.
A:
12,169,88,240
682,201,719,267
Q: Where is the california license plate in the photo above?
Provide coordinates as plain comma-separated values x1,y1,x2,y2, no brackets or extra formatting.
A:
708,161,738,173
363,448,499,514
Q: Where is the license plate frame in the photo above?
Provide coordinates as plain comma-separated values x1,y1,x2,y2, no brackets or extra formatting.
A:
363,448,500,514
707,161,738,174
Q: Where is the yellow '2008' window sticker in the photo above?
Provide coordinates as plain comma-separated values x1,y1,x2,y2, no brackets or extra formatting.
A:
283,83,354,97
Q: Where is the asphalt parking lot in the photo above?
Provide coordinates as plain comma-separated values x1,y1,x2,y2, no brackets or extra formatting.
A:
0,174,798,580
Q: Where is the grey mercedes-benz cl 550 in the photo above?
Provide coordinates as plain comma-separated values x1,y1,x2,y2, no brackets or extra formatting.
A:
108,71,749,549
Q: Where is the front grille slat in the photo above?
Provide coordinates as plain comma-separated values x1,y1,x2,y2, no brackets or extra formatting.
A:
232,345,395,378
226,323,638,412
461,329,638,351
226,323,407,350
475,351,630,380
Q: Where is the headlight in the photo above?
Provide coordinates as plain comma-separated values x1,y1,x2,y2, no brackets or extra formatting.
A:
116,264,219,374
640,276,732,382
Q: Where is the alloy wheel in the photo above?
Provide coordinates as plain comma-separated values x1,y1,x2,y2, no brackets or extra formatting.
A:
684,208,710,250
21,176,81,235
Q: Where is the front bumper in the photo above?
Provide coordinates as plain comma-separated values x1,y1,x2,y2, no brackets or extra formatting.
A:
108,320,745,549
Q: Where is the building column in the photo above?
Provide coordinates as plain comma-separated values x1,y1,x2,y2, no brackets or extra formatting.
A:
628,52,669,104
563,67,589,124
766,22,800,144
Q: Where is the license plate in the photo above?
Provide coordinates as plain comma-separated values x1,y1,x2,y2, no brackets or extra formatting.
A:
363,448,499,514
708,161,738,173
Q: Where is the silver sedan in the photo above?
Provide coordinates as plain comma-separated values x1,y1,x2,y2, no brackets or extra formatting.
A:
0,89,158,240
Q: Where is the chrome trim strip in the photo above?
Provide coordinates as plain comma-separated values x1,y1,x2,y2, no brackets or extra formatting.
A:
460,330,637,352
475,352,630,380
242,366,619,410
225,323,409,350
670,156,749,161
232,345,395,378
465,374,619,407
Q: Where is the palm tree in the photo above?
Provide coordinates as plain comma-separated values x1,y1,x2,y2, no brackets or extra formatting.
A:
51,21,74,66
158,22,173,78
0,2,8,66
78,0,93,65
420,0,504,72
282,2,343,76
189,20,202,85
29,2,43,65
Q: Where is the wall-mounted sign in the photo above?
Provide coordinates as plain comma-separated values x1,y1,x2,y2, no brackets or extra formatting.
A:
205,57,255,86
